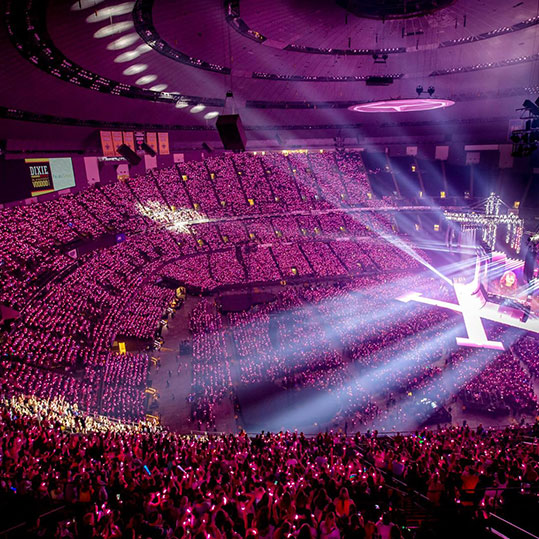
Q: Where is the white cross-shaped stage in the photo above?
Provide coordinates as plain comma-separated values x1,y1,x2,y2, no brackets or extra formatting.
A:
397,257,539,351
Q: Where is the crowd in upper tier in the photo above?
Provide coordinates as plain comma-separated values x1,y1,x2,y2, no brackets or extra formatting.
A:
0,394,537,538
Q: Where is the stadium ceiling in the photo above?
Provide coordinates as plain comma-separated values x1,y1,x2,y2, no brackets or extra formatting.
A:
0,0,538,147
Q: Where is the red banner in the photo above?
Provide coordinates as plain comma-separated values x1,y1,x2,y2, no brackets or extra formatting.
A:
111,131,123,156
123,131,135,151
100,131,114,157
158,132,169,155
146,132,158,154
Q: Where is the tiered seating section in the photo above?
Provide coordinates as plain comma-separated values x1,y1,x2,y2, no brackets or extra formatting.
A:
187,274,539,432
0,395,537,537
1,149,536,428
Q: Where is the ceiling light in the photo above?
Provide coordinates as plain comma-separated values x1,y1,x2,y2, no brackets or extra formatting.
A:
135,74,157,85
114,50,141,63
86,2,135,23
204,111,219,120
106,33,139,50
93,21,134,38
175,100,189,108
123,63,147,75
71,0,105,10
349,98,455,113
136,44,152,54
150,83,168,91
190,104,206,114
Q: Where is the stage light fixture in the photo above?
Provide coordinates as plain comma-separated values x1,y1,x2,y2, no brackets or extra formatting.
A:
416,85,423,97
428,86,435,96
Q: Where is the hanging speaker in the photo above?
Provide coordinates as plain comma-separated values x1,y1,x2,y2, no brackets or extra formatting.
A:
524,245,537,282
216,114,246,151
117,144,141,165
140,142,156,157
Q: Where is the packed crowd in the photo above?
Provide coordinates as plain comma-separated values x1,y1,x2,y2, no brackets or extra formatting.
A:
0,394,537,537
186,273,539,433
0,149,536,439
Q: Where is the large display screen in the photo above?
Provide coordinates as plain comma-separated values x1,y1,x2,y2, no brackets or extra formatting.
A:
25,158,76,196
485,252,539,313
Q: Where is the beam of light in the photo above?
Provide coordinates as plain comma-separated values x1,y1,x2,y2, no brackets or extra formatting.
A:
257,321,463,432
218,277,444,401
93,21,134,39
193,258,485,432
225,271,457,376
223,253,521,431
281,152,461,286
86,2,135,23
373,327,524,432
137,201,208,233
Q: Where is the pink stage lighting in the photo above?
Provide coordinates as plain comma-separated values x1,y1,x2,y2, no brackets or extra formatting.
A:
349,98,455,113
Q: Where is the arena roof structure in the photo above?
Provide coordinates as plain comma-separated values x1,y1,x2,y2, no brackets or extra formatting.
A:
0,0,538,151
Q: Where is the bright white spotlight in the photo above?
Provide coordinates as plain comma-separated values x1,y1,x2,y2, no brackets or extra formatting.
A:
114,50,141,63
203,111,219,120
106,33,139,50
93,21,134,38
71,0,105,10
86,2,135,23
135,74,157,85
136,201,208,233
149,83,168,91
190,104,206,114
175,101,189,109
122,63,147,75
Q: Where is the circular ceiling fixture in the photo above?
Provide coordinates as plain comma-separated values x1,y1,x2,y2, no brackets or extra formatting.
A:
348,98,455,113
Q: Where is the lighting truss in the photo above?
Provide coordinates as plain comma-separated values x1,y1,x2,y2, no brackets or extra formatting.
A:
444,194,524,253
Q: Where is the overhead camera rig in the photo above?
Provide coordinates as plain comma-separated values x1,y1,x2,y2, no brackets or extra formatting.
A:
510,97,539,157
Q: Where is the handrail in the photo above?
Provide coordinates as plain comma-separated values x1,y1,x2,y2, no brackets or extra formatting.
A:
0,505,65,538
488,513,539,539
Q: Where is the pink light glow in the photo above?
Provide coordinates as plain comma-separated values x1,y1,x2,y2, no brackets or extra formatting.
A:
349,98,455,113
